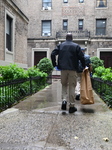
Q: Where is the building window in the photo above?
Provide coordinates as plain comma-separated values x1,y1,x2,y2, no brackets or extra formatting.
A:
42,0,52,10
6,15,12,51
42,20,51,36
63,0,68,3
96,19,106,35
96,0,107,7
79,0,84,3
78,19,83,30
63,20,68,30
5,12,15,52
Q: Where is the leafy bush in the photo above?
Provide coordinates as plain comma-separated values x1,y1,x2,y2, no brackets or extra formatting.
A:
27,66,47,78
92,66,112,108
93,66,112,82
0,64,28,80
37,57,53,74
102,68,112,81
27,66,48,85
0,64,48,81
90,56,104,73
0,64,49,111
93,66,105,78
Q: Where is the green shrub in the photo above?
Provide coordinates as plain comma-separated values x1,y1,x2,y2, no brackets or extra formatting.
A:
93,66,105,78
0,64,28,80
37,57,53,74
90,56,104,73
0,64,48,81
27,66,47,78
101,68,112,81
93,66,112,82
27,66,48,85
0,64,49,111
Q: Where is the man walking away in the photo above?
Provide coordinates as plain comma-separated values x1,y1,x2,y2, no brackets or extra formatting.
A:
51,33,85,113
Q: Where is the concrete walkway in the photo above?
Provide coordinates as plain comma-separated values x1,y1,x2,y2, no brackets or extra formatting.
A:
0,79,112,150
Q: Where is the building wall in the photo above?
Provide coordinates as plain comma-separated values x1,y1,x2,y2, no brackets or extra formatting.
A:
27,0,112,68
0,0,28,68
0,1,5,61
11,0,28,15
27,0,112,38
1,0,112,68
27,39,56,67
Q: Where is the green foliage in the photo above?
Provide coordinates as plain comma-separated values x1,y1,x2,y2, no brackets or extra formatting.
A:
101,84,112,108
0,64,48,81
93,66,105,78
37,57,53,74
90,56,104,73
27,66,47,78
93,66,112,82
101,68,112,81
0,63,49,111
92,66,112,108
103,94,112,108
0,78,48,111
0,64,28,80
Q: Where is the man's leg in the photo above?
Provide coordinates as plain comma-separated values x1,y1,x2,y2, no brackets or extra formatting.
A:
68,70,77,113
61,70,68,110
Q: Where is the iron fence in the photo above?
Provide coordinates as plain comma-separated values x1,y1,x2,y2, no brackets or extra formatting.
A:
91,77,112,108
0,76,51,111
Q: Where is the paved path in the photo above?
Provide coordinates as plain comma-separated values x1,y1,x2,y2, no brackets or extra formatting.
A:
0,79,112,150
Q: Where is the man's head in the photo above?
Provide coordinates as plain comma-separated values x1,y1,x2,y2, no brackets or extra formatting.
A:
81,48,86,53
66,33,73,41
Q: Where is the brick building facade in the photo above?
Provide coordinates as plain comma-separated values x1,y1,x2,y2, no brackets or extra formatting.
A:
27,0,112,69
0,0,112,69
0,0,28,68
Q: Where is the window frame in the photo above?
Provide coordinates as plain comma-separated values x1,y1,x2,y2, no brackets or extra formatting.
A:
78,19,83,30
6,15,12,51
42,20,51,36
96,0,107,8
63,0,68,3
42,0,52,10
79,0,84,3
63,19,68,30
5,10,15,52
96,19,106,35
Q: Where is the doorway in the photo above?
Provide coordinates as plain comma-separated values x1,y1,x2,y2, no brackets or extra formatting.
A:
100,52,112,68
32,48,50,67
34,51,46,66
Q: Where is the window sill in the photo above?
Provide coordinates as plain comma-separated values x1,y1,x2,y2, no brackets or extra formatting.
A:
94,35,107,38
95,7,108,10
6,48,13,54
42,7,52,11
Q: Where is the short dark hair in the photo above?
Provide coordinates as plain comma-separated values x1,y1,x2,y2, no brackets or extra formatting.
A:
66,33,73,40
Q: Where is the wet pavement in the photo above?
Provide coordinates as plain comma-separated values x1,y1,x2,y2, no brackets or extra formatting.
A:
0,79,112,150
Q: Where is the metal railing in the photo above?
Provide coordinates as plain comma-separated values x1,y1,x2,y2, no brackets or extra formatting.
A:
0,76,51,111
91,77,112,108
56,30,90,39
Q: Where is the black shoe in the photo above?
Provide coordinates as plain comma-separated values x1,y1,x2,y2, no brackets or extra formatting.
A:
61,101,67,110
69,107,77,113
75,94,80,100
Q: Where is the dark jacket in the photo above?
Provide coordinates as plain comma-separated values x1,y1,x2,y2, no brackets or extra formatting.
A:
51,40,85,71
78,54,91,73
84,54,91,67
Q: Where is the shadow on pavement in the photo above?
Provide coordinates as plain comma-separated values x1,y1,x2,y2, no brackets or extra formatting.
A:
80,108,95,113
